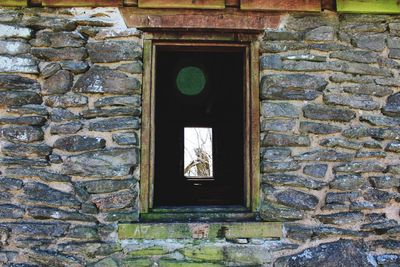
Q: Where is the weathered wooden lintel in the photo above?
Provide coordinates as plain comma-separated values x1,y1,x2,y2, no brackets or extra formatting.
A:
241,0,321,12
120,7,282,32
138,0,225,9
41,0,122,7
119,222,282,239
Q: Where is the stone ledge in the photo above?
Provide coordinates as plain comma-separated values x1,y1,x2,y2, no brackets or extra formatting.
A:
118,222,282,239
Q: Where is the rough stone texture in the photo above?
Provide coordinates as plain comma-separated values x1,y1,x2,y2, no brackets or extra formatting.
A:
0,9,398,267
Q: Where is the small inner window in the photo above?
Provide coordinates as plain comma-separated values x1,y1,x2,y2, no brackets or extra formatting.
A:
184,127,214,179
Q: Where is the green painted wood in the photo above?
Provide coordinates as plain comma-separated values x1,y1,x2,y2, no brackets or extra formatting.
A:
119,222,282,239
337,0,400,14
0,0,27,6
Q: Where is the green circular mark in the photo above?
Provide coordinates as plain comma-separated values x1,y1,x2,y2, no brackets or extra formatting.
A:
176,66,206,96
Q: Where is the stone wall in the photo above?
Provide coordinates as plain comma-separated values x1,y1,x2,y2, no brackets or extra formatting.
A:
0,6,398,267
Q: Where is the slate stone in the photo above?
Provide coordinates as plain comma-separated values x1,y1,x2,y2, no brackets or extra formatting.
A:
261,119,296,132
73,66,141,94
263,174,327,190
1,126,44,143
104,210,139,222
62,148,138,177
22,17,77,31
310,43,350,51
299,121,341,134
370,239,400,250
360,115,400,127
282,54,327,62
5,168,71,182
112,132,138,145
50,108,79,122
117,62,143,74
351,34,386,51
383,93,400,117
6,105,46,117
45,93,88,108
320,137,363,150
67,226,100,240
49,154,62,164
32,31,85,48
261,148,291,161
343,84,393,97
87,41,141,63
323,93,380,110
94,95,141,108
21,182,80,207
361,220,398,233
330,50,378,63
369,176,400,189
4,222,69,237
326,192,359,205
54,135,106,152
375,254,400,266
260,74,327,100
0,157,49,167
345,62,391,77
274,240,374,267
305,26,335,41
0,116,46,126
50,122,82,135
260,202,303,221
334,161,385,173
355,151,386,159
82,107,140,119
27,207,96,222
329,174,364,190
0,41,31,56
40,62,61,79
385,142,400,153
303,164,328,178
260,54,283,70
264,31,303,41
261,161,300,173
303,104,356,122
0,178,23,191
92,190,135,211
27,249,81,267
42,70,73,95
0,204,24,219
389,48,400,59
274,189,319,210
261,102,299,118
0,91,42,107
329,73,374,84
262,133,310,147
89,117,140,132
0,55,38,74
2,143,51,157
0,74,41,92
31,47,87,61
363,188,394,203
77,179,136,194
294,149,354,162
0,24,32,39
60,61,89,74
260,41,308,53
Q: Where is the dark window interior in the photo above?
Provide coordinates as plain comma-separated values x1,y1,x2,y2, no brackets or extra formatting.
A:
154,46,245,207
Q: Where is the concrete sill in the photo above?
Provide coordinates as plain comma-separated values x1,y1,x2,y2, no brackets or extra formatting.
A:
118,222,282,240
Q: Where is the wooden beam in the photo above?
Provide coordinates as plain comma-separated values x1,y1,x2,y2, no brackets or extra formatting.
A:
337,0,400,14
0,0,27,6
120,7,282,31
240,0,321,12
41,0,122,7
321,0,336,11
225,0,240,7
123,0,137,6
138,0,225,9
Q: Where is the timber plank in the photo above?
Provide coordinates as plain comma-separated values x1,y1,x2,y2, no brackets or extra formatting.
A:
240,0,321,12
138,0,224,9
42,0,122,7
337,0,400,14
121,7,281,31
0,0,27,6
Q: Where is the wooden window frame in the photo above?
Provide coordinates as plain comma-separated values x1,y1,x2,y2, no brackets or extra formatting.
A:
140,32,260,220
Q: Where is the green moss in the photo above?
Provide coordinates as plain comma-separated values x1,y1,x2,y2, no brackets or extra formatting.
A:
337,0,400,14
1,0,27,7
180,246,224,262
130,247,169,257
121,258,153,267
159,259,224,267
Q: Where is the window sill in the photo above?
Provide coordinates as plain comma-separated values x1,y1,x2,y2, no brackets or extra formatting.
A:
118,221,282,240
